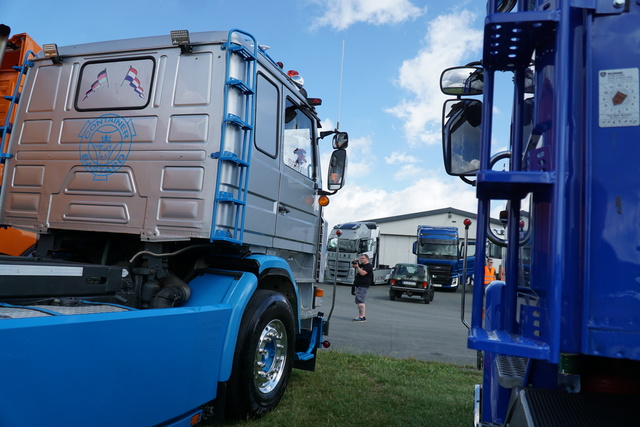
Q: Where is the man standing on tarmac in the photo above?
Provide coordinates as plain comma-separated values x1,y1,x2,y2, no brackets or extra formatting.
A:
352,254,373,322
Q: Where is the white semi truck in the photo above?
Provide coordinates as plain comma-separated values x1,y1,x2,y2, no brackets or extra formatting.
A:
325,222,392,285
0,27,348,426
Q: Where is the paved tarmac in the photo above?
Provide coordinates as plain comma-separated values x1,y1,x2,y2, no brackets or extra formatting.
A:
319,282,478,367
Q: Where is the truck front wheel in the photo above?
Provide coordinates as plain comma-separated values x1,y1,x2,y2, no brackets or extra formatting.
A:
226,289,295,420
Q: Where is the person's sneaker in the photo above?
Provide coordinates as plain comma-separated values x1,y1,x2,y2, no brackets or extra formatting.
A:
353,317,366,322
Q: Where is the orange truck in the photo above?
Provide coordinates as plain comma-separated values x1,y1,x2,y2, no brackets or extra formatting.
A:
0,25,39,255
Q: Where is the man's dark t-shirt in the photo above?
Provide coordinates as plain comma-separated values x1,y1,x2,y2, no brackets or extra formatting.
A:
354,263,373,288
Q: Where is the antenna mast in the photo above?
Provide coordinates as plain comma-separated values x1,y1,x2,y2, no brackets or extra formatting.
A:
337,40,345,131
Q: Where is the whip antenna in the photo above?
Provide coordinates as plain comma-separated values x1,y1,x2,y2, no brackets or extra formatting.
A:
337,40,345,131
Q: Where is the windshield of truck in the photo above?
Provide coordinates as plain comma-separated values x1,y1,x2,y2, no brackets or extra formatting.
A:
418,241,458,259
327,237,358,253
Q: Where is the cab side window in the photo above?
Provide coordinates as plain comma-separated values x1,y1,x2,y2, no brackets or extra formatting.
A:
254,73,278,158
283,98,314,179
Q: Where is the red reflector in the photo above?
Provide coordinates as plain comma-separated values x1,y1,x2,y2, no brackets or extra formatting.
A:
322,341,331,348
307,98,322,106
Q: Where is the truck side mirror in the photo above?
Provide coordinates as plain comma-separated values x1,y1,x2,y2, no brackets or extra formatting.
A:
442,99,482,176
332,132,348,149
524,67,535,94
440,66,484,96
327,149,347,191
319,130,349,149
412,241,417,255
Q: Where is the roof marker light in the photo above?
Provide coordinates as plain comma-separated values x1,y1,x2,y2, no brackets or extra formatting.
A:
43,43,62,65
170,30,192,54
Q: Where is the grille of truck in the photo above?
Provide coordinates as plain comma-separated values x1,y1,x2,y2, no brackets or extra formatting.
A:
427,264,452,286
325,259,351,280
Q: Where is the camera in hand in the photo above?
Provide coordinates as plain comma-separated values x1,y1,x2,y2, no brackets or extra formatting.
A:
352,259,359,266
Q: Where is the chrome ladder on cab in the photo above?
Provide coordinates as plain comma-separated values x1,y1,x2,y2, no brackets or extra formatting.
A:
0,37,36,185
210,29,257,244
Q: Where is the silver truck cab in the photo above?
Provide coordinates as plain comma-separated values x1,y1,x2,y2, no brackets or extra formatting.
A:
0,29,347,286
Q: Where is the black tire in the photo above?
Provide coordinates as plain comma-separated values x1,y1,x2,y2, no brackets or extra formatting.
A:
429,288,435,302
423,292,430,304
226,289,295,420
389,290,396,301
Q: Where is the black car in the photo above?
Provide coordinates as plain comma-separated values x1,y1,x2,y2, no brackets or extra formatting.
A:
388,263,435,304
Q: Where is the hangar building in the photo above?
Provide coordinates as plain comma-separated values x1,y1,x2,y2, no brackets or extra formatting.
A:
361,207,503,267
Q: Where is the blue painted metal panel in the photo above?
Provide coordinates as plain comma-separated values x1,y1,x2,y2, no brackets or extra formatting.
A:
183,254,299,382
184,269,257,382
584,4,640,360
0,306,231,427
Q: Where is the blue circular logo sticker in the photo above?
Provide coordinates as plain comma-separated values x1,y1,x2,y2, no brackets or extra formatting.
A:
78,114,136,180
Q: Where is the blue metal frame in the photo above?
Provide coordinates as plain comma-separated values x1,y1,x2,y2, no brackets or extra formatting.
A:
470,0,640,424
470,6,560,361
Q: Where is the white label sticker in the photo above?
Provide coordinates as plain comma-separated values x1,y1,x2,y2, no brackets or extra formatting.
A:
599,68,639,127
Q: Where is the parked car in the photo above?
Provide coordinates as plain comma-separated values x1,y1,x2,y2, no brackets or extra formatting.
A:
388,263,435,304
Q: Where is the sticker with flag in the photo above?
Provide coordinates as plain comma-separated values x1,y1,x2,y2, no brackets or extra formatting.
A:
122,66,145,99
82,68,109,101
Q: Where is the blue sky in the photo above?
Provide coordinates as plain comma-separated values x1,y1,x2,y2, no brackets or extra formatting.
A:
4,0,506,229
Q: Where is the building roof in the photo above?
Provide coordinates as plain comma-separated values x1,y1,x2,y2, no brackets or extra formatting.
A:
362,206,502,226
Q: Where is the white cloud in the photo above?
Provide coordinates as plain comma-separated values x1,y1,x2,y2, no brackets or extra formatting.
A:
345,135,376,177
322,175,477,230
315,7,485,233
384,151,418,164
383,152,423,180
392,163,423,180
386,10,482,145
310,0,425,31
